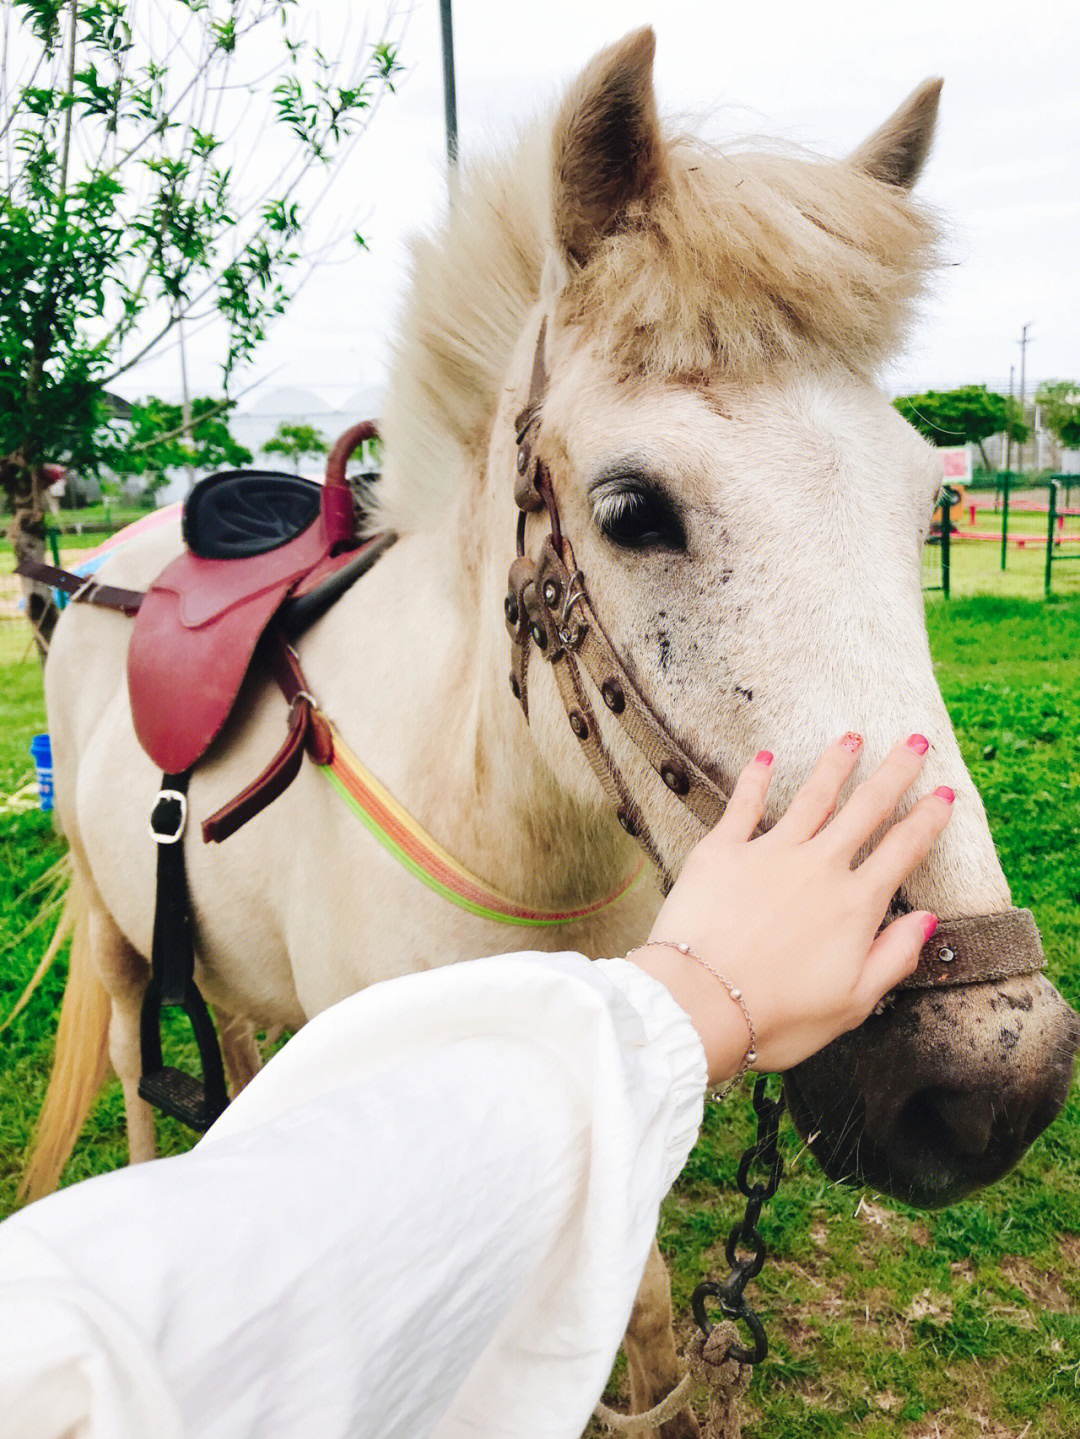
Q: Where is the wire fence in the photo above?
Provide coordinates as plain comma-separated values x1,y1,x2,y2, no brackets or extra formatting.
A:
921,479,1080,600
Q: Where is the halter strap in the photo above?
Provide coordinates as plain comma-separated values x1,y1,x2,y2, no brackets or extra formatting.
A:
897,908,1045,990
506,319,733,890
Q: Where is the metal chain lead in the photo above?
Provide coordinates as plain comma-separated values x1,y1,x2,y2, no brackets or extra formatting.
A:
691,1075,786,1367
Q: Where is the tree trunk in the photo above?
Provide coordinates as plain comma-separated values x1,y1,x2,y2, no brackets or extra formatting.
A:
4,457,60,661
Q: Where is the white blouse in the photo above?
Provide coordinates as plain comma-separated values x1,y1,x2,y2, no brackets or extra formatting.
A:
0,952,708,1439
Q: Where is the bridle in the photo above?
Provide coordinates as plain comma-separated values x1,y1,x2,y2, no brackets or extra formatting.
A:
505,319,732,894
503,316,1049,985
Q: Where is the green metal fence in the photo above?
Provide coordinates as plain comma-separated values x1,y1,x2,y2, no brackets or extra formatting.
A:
922,486,959,599
1045,479,1080,599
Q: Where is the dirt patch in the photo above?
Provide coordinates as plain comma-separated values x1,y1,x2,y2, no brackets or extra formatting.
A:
1057,1232,1080,1271
904,1422,1033,1439
872,1389,902,1411
905,1287,954,1322
856,1197,897,1229
904,1406,1046,1438
774,1312,816,1355
853,1195,933,1258
999,1256,1070,1311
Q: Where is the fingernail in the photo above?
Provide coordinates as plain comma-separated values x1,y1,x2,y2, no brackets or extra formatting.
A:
755,750,774,766
907,734,930,754
840,732,863,753
922,913,939,941
934,785,955,804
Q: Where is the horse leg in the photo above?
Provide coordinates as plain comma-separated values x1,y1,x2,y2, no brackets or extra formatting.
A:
624,1239,700,1439
90,898,157,1164
213,1006,263,1096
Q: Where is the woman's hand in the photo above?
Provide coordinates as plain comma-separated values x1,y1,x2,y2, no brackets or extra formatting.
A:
629,733,954,1084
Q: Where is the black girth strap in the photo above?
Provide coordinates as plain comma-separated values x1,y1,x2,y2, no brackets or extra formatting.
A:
138,773,228,1131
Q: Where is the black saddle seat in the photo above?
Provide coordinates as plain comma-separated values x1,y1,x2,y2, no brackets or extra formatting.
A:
183,470,324,560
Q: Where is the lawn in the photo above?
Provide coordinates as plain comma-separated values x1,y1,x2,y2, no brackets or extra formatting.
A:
1,596,1078,1438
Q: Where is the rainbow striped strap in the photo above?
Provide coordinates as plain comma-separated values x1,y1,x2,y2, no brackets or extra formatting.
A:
320,720,645,927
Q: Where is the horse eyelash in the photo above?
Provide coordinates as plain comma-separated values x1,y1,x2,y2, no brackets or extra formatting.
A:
593,490,644,526
591,484,687,551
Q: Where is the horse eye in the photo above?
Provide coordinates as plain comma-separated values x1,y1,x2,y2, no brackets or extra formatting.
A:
593,486,686,552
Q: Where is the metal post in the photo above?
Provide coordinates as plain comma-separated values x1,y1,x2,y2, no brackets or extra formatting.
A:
439,0,458,169
1000,470,1010,571
1045,480,1058,600
941,488,954,598
1018,323,1033,476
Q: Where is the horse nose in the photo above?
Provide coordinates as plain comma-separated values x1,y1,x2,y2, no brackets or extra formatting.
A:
895,1083,1057,1163
886,1065,1071,1195
914,1088,996,1158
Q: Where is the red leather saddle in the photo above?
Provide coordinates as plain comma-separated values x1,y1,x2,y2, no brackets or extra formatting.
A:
128,423,382,774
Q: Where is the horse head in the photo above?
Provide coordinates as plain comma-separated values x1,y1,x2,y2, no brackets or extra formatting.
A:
379,28,1079,1209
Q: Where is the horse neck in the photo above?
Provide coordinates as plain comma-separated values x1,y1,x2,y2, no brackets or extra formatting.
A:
317,485,636,914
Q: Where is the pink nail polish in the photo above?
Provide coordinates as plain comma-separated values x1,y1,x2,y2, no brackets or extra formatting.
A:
907,734,930,754
922,913,939,941
934,785,955,804
840,732,863,753
755,750,774,766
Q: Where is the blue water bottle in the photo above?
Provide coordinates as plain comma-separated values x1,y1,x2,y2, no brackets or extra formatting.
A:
30,733,53,812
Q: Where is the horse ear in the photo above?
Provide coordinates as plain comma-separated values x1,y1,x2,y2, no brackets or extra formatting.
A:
550,27,666,268
847,78,943,189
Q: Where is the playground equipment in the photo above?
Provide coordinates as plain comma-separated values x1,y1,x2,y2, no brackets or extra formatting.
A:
922,477,1080,599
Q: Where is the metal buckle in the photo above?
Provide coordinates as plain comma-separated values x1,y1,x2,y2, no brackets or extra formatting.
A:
557,572,588,649
149,789,188,844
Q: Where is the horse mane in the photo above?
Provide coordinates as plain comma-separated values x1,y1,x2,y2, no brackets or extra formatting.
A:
373,115,940,536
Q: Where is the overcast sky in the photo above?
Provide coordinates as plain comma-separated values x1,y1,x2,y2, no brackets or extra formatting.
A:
126,0,1079,414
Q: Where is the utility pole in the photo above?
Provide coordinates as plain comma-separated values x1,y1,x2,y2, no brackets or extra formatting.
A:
439,0,458,170
1017,323,1033,474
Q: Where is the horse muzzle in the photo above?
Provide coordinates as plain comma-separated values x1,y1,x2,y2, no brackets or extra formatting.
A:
783,969,1080,1209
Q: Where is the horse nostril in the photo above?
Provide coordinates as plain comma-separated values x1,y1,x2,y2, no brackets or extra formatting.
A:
1023,1090,1063,1149
900,1086,997,1160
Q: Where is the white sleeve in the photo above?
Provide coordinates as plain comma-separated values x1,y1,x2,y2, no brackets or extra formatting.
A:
0,952,707,1439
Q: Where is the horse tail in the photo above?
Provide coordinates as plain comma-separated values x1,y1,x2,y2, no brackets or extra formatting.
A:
19,865,112,1203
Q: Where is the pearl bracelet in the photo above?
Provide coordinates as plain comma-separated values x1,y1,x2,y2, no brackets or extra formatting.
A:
628,940,758,1100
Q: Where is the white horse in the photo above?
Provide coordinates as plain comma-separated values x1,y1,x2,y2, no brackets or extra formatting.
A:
28,29,1079,1435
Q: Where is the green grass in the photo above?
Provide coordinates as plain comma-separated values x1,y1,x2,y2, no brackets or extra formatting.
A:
2,598,1079,1437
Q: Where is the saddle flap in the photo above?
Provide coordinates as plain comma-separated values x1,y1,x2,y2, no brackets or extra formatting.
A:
153,515,336,630
129,580,293,774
